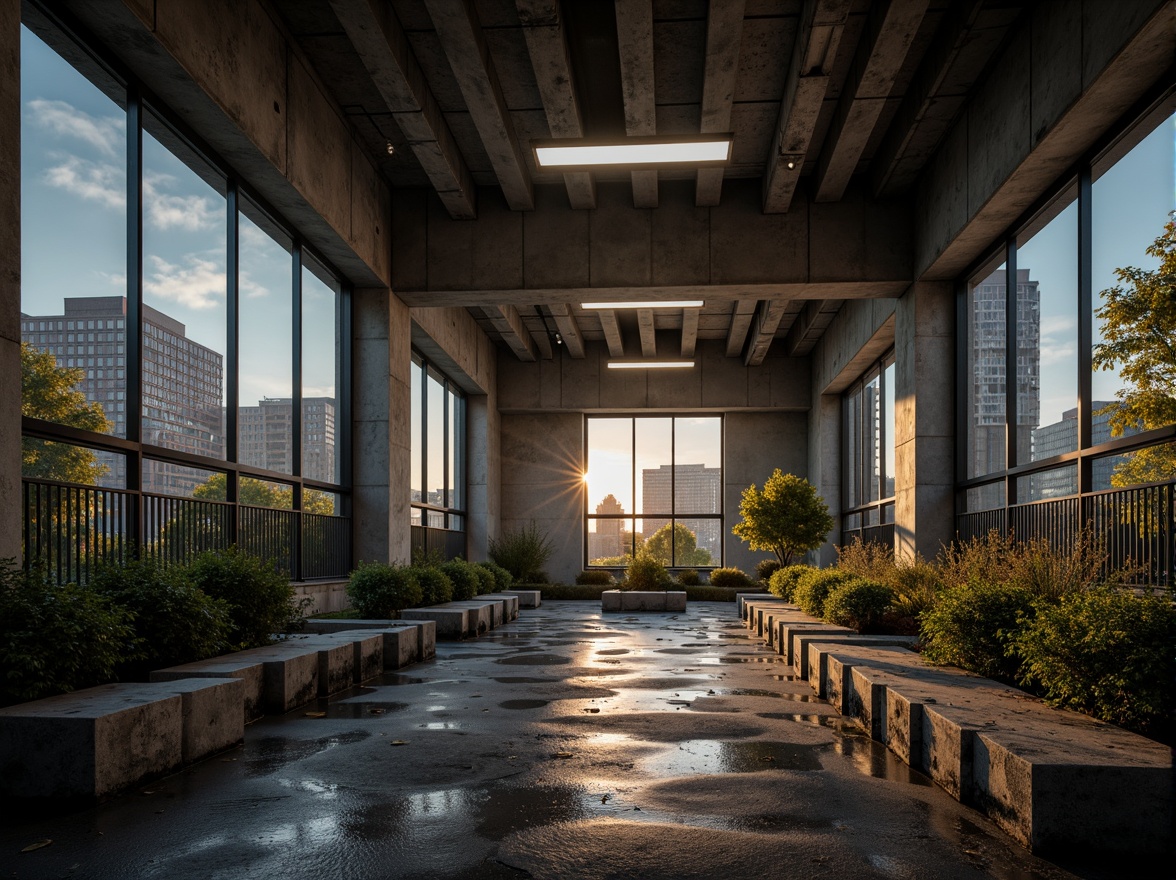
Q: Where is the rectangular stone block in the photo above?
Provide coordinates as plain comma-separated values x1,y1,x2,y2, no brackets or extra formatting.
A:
314,632,384,683
151,657,265,722
805,637,919,697
402,607,470,639
447,601,494,635
601,590,622,612
155,678,244,763
317,641,356,696
377,626,421,669
237,644,321,714
502,589,540,608
787,627,858,677
488,593,520,619
0,684,183,803
304,618,436,660
736,592,771,618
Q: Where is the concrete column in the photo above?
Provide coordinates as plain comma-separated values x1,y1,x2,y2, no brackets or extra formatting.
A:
0,0,21,562
351,288,412,565
894,282,955,560
807,394,841,567
465,393,500,561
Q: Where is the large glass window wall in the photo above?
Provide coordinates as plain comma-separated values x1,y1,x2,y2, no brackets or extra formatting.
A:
409,354,466,534
842,354,896,546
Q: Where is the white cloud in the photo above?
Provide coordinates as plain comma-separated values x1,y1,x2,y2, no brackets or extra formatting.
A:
144,254,225,310
1039,341,1076,366
239,272,272,299
143,172,218,232
43,154,125,209
302,384,336,398
28,98,124,157
1041,314,1077,335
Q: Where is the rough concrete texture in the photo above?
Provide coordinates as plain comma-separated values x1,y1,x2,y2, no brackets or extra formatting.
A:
402,606,471,639
487,593,519,620
151,657,267,722
313,633,385,684
0,684,183,802
0,603,1114,879
156,678,245,764
503,588,541,608
601,591,688,612
292,580,349,616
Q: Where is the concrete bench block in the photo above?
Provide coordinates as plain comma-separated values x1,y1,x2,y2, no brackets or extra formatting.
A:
232,643,321,714
304,619,436,661
502,589,540,608
151,657,266,722
736,592,771,618
156,678,244,763
315,641,356,696
488,592,520,620
313,632,384,683
446,601,494,635
402,607,471,639
601,591,687,612
0,684,183,803
786,626,859,677
806,636,919,697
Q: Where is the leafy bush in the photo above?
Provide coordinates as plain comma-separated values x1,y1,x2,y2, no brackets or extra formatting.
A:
1016,588,1176,737
477,561,514,592
708,567,753,588
411,565,454,606
489,521,553,583
732,470,834,565
755,559,782,583
888,557,943,618
792,568,858,618
440,560,480,601
823,579,895,633
0,562,136,705
575,569,616,586
187,548,302,650
676,568,701,586
347,562,422,617
471,563,497,595
919,580,1035,682
623,556,672,591
768,564,813,601
90,559,231,675
836,539,896,582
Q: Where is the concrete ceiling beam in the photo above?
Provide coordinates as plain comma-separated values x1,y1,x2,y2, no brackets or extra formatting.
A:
681,308,699,358
637,308,657,356
615,0,659,208
425,0,534,211
517,0,596,209
725,299,758,357
547,303,586,358
744,300,802,366
695,0,746,207
814,0,931,203
479,304,538,361
330,0,477,219
598,309,625,357
762,0,851,214
784,298,842,356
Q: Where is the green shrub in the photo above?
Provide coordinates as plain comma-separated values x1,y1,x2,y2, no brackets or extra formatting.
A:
0,562,136,705
768,564,813,601
471,563,497,595
187,548,302,650
708,567,753,589
792,568,858,618
477,561,514,592
411,566,454,605
682,585,737,602
576,569,616,586
676,568,701,586
623,556,671,591
836,539,896,582
823,579,895,633
919,580,1035,682
755,559,782,583
1016,588,1176,737
888,558,943,618
90,559,231,675
440,560,480,601
489,521,553,583
346,562,422,617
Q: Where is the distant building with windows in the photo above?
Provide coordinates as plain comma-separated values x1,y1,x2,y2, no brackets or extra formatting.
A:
641,463,722,557
1030,402,1125,497
587,493,625,561
238,397,336,483
20,296,223,493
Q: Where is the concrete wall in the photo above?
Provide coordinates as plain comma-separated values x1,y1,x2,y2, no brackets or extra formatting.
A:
0,0,18,561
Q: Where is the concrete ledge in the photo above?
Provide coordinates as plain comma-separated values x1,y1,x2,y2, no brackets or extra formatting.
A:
502,588,540,608
777,622,853,662
313,632,384,683
155,678,244,764
736,592,771,618
402,607,472,639
601,590,687,612
805,636,920,697
151,657,266,722
303,618,436,661
447,601,495,635
488,592,520,620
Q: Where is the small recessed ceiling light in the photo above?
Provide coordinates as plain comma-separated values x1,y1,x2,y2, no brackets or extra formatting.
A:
534,136,732,169
607,361,695,370
581,301,704,310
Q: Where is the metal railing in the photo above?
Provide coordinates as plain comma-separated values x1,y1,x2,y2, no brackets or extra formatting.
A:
957,479,1175,587
22,477,351,584
410,525,466,562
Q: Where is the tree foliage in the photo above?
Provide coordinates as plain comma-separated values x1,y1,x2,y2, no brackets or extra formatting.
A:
1092,219,1176,486
642,521,713,567
20,343,110,484
732,470,833,565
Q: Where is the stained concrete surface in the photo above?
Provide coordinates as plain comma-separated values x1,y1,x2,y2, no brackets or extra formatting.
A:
0,603,1151,879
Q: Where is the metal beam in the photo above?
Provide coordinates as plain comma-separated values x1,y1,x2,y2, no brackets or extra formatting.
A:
744,300,802,366
725,299,758,357
425,0,534,210
615,0,658,208
681,308,699,358
696,0,745,207
814,0,931,203
762,0,851,213
783,299,842,356
637,308,657,357
331,0,477,219
517,0,596,209
547,302,586,358
598,309,625,357
479,305,537,361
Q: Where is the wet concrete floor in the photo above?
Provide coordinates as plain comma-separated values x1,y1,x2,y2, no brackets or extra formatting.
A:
0,603,1148,879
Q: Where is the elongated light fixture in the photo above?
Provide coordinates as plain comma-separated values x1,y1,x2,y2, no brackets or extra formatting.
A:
607,360,695,370
581,300,704,309
534,135,732,169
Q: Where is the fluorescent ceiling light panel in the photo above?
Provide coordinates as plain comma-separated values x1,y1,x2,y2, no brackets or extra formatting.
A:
581,301,704,310
534,136,732,169
607,361,695,370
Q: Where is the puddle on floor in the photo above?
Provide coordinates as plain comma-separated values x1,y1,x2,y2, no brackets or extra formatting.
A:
830,735,933,787
493,676,558,684
725,688,820,703
326,701,410,719
646,739,824,774
498,699,549,710
245,731,371,777
495,654,573,666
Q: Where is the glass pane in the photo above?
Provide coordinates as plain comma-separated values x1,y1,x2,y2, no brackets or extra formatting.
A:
965,482,1005,513
673,417,721,514
675,518,719,567
141,119,227,466
426,370,445,507
410,358,422,504
845,388,861,508
20,26,126,457
966,262,1008,478
636,418,673,556
143,459,224,498
1093,443,1176,491
240,476,293,510
586,418,633,517
301,261,339,483
22,440,124,488
448,389,464,510
864,375,881,503
1017,199,1078,463
302,487,338,516
1092,111,1176,445
883,361,895,498
238,206,292,473
587,516,632,565
1016,465,1077,503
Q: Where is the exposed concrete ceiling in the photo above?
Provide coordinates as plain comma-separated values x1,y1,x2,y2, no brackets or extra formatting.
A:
273,0,1025,361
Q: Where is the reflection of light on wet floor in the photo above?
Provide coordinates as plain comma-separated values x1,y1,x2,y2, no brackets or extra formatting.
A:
258,815,340,847
278,778,340,797
419,721,465,730
644,739,824,774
